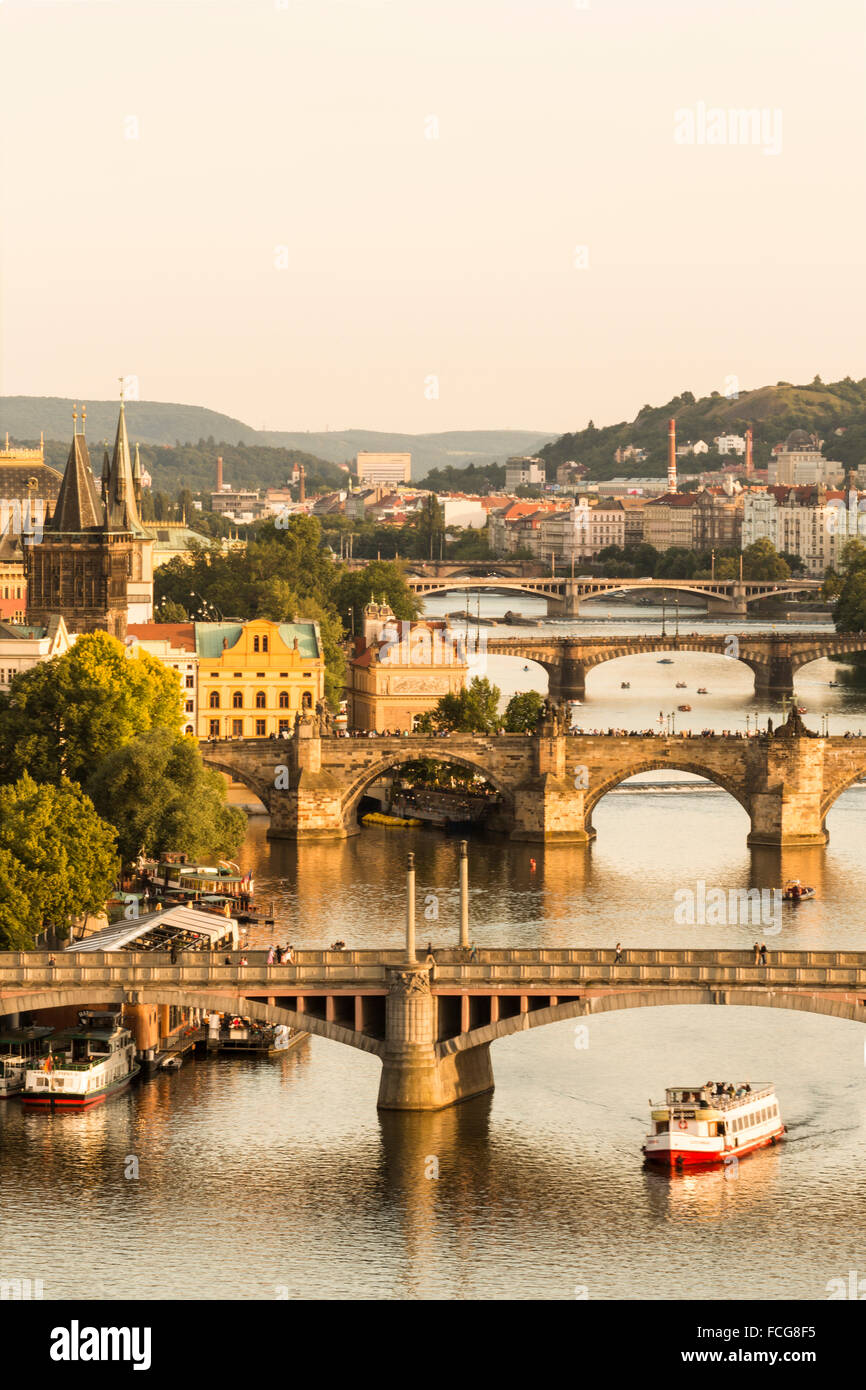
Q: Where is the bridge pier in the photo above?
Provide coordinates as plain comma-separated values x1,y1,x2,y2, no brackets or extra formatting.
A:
377,966,494,1110
746,731,829,847
750,652,796,700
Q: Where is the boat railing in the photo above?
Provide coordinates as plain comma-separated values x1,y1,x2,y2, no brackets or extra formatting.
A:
655,1084,775,1111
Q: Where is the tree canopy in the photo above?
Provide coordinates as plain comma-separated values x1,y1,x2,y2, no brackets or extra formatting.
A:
416,677,502,734
502,690,545,732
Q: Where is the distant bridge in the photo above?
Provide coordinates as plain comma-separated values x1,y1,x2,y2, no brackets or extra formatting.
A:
485,631,866,699
407,573,824,617
4,947,866,1110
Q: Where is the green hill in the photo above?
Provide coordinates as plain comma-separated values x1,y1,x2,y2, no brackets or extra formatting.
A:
0,397,553,486
541,376,866,480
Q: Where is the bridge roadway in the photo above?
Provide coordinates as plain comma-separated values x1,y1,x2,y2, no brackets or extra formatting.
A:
4,948,866,1110
407,573,824,617
484,631,866,699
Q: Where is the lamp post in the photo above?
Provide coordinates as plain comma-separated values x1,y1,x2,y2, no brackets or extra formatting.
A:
405,852,416,962
458,840,469,949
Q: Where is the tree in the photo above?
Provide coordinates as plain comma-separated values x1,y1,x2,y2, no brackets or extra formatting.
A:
416,677,501,733
0,632,182,786
741,538,790,581
0,775,118,945
331,562,421,635
154,597,190,622
503,690,545,732
87,730,246,865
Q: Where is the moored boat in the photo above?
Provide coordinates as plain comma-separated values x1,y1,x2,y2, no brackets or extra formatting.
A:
0,1026,53,1098
22,1011,140,1109
643,1082,784,1169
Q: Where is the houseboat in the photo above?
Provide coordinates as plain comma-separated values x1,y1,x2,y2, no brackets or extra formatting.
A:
22,1012,140,1109
0,1026,54,1098
643,1082,784,1168
141,855,252,905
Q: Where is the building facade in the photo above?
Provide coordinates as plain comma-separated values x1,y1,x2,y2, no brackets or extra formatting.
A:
198,619,325,740
126,622,198,734
0,615,73,691
355,452,412,486
346,602,468,732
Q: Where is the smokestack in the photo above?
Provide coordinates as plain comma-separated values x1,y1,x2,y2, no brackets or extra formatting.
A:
299,464,306,504
745,427,753,476
667,418,677,493
216,456,223,491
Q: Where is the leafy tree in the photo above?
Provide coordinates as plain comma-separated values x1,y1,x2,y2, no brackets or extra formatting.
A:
331,561,421,634
87,730,246,865
503,690,545,732
0,633,182,785
416,676,501,733
741,538,790,580
0,847,38,950
0,775,118,944
154,597,190,622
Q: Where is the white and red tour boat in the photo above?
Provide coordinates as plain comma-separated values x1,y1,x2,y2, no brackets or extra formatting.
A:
643,1082,785,1168
22,1011,140,1109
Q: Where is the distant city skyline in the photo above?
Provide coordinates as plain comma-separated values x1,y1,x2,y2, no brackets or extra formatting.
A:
1,0,864,435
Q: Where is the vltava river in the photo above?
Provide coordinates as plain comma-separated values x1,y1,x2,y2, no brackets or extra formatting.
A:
2,597,865,1300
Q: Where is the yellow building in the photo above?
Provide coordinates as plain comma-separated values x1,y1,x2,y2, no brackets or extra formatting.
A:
347,601,468,732
197,619,325,739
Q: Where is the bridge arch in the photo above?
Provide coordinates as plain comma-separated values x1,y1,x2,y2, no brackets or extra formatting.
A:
820,756,866,820
439,988,866,1058
584,759,752,823
340,749,514,830
199,753,274,812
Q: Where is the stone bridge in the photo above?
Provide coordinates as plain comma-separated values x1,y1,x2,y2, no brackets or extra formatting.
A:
200,710,866,847
4,947,866,1110
407,573,823,618
486,631,866,699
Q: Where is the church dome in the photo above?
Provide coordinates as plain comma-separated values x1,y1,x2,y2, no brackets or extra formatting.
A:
785,429,812,450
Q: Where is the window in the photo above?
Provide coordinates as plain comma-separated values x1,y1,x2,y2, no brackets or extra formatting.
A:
278,719,290,734
302,691,312,709
262,635,269,653
253,636,260,652
210,671,219,678
255,719,266,736
209,719,220,737
232,691,243,708
278,691,289,709
185,675,194,689
185,725,194,735
279,672,288,678
209,691,220,709
232,719,243,736
185,701,194,713
255,691,266,708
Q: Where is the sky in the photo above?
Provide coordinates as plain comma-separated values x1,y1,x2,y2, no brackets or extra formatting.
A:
1,0,864,435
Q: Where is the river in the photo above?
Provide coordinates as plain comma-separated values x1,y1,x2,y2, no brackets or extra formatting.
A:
2,595,865,1300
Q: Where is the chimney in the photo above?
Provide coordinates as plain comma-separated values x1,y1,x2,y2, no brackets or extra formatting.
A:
745,427,753,476
667,418,677,493
299,464,306,504
216,456,223,492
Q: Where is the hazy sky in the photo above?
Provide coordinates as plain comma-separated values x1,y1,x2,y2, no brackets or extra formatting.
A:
1,0,864,435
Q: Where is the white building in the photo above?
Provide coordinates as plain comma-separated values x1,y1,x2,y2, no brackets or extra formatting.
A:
355,452,412,486
0,615,74,690
741,486,852,576
126,622,198,735
714,434,747,456
536,500,625,563
441,496,487,529
504,457,545,491
768,430,844,487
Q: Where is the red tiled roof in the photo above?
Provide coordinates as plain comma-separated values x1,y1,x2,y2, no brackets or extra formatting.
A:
127,623,196,651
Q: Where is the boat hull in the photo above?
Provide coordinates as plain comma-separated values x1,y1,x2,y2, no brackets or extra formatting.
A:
644,1126,784,1168
21,1065,140,1109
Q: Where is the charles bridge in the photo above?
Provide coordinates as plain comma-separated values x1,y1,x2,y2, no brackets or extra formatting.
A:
486,631,866,699
4,946,866,1110
406,572,823,617
200,709,866,848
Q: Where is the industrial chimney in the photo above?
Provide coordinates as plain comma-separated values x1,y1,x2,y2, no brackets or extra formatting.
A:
299,464,306,503
745,427,753,476
667,418,677,493
216,456,223,492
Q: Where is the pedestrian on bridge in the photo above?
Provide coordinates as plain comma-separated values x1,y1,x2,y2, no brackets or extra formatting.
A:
613,942,623,965
759,943,768,966
753,942,761,965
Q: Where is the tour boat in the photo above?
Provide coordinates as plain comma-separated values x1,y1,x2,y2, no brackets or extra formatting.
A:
0,1026,54,1098
643,1082,784,1168
782,879,816,902
22,1012,140,1109
144,855,253,904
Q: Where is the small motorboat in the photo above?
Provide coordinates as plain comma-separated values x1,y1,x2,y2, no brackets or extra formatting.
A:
797,706,807,714
829,681,839,688
782,879,816,902
657,659,674,665
678,704,692,712
696,687,709,695
675,682,687,689
621,682,630,689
